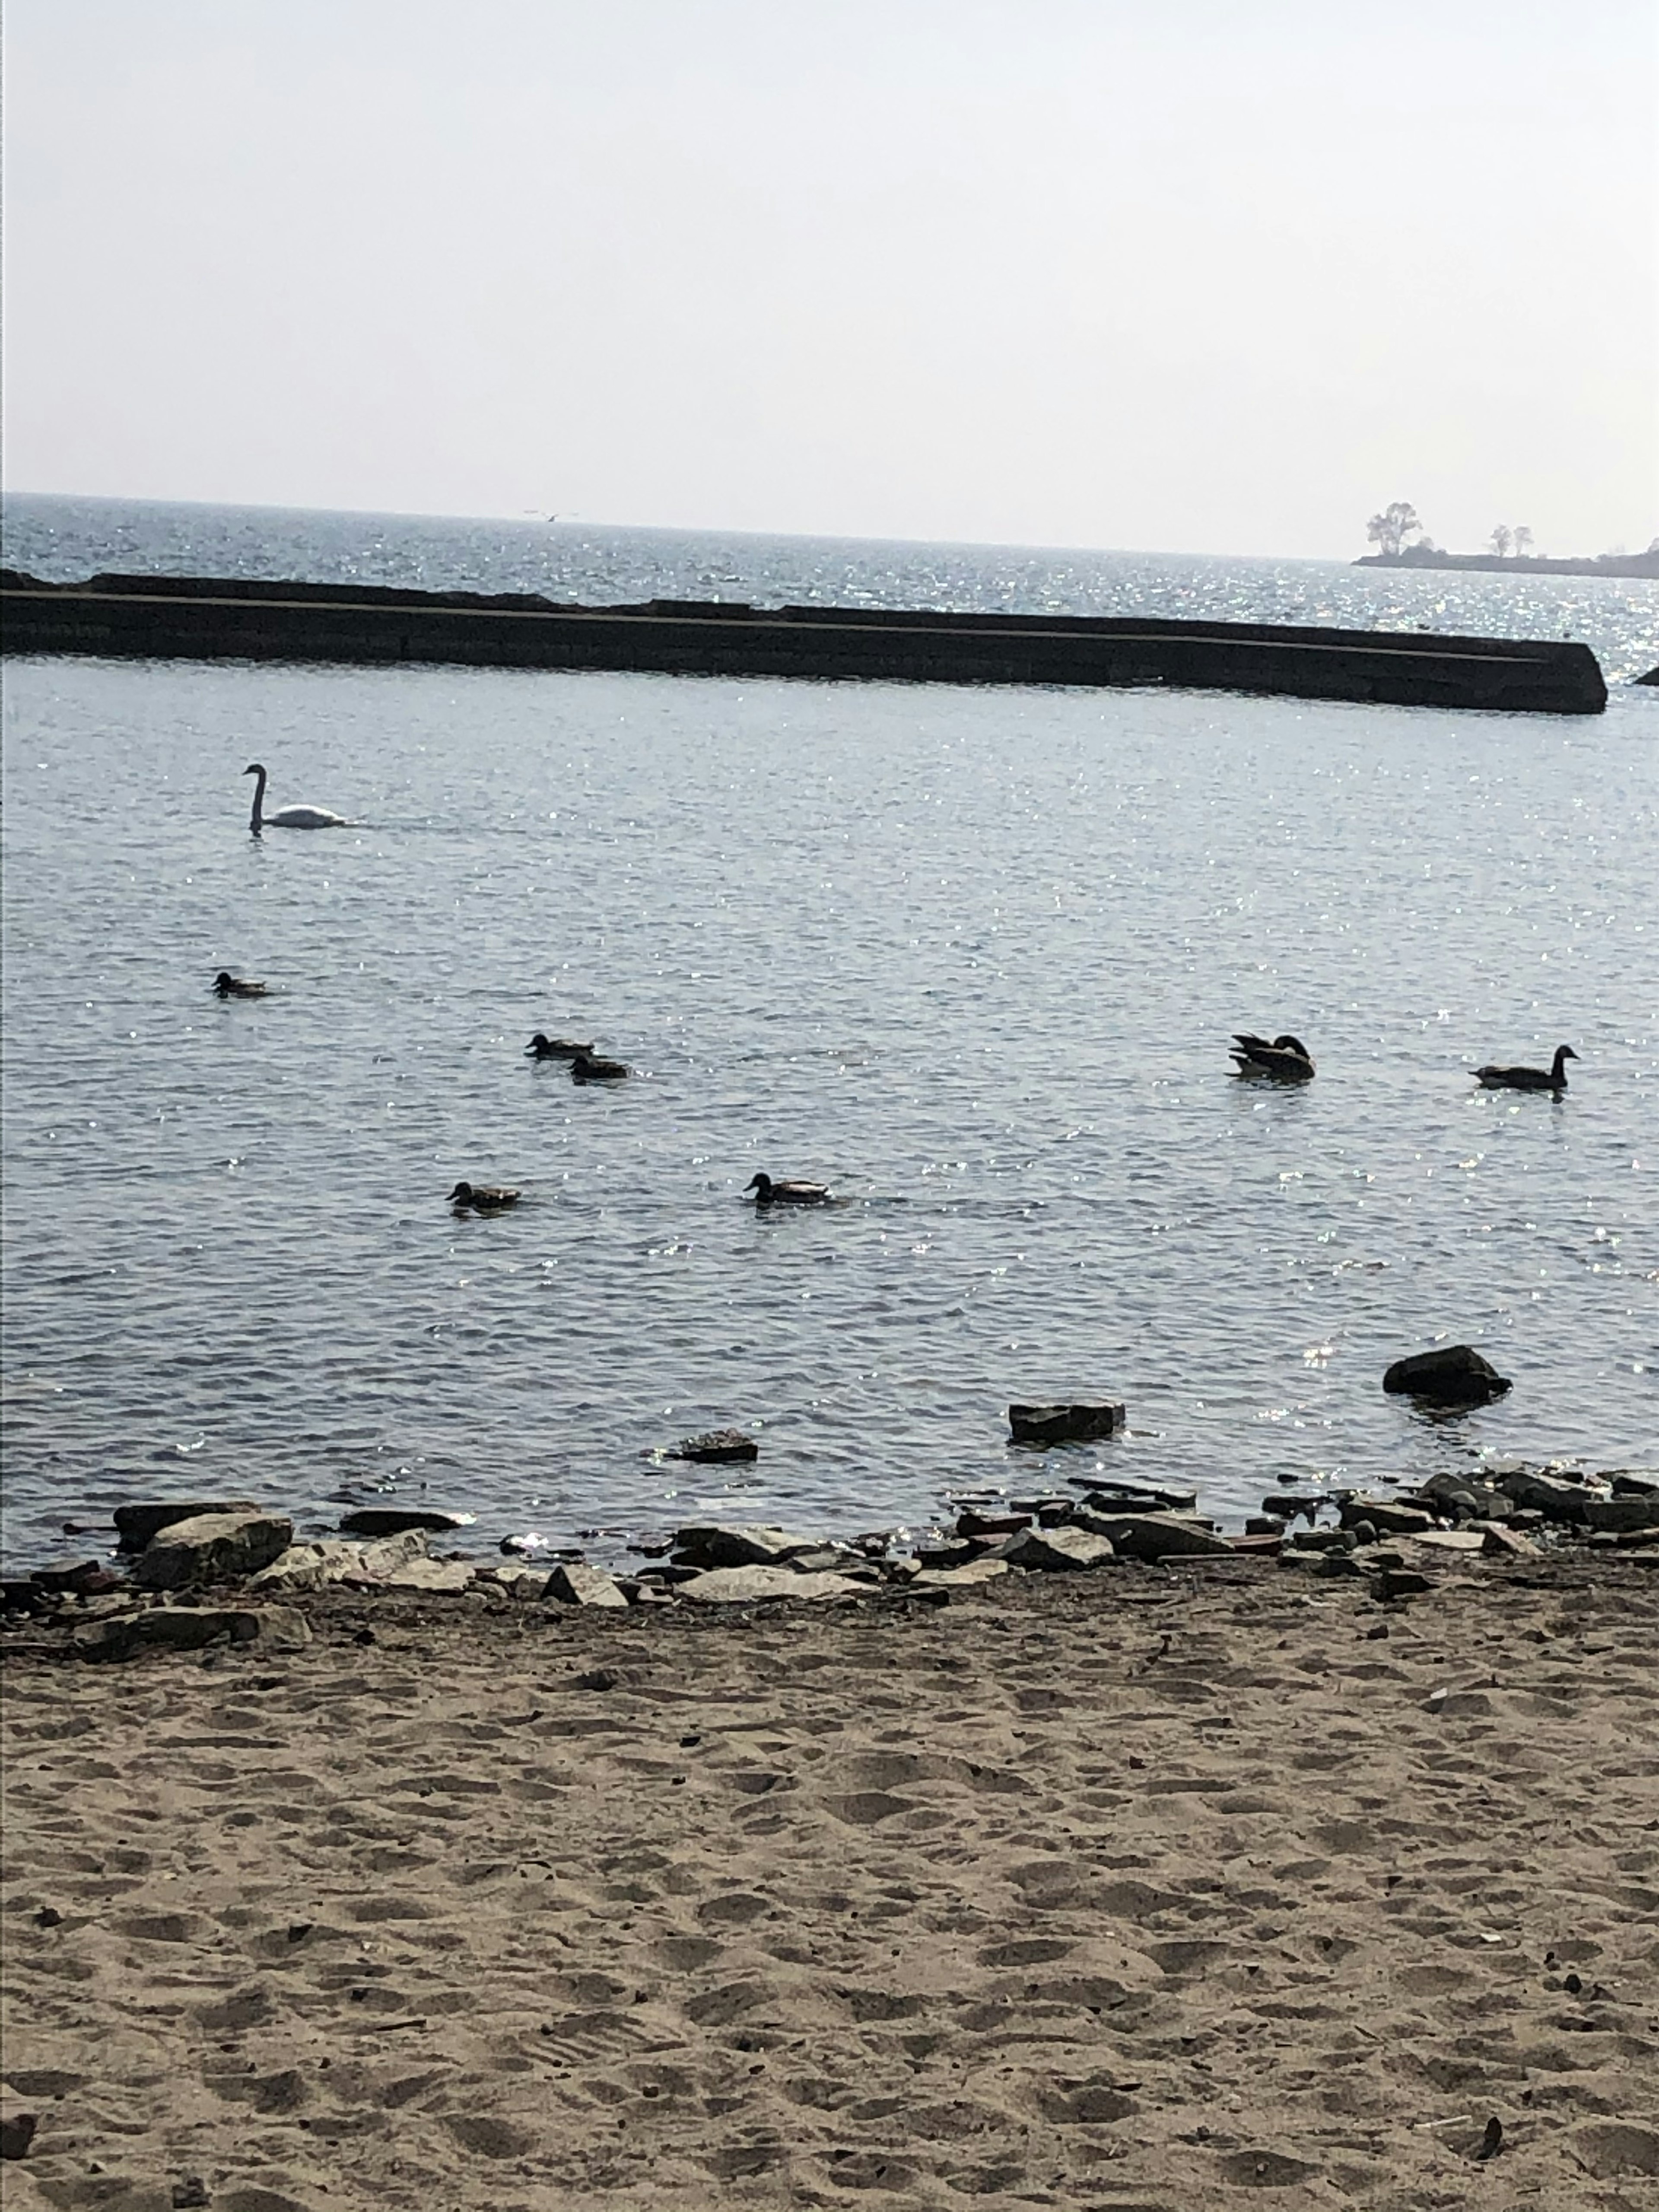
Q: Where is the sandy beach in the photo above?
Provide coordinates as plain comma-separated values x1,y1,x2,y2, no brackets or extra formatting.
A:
3,1555,1658,2212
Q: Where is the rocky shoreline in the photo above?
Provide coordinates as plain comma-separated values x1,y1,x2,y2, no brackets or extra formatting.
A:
5,1447,1655,1662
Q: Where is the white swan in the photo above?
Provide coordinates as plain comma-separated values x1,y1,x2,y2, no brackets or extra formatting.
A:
244,762,348,833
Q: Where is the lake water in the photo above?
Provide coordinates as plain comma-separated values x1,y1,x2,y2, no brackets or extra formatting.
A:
3,495,1656,1571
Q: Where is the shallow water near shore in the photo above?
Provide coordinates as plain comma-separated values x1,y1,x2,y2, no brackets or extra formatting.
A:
2,500,1656,1569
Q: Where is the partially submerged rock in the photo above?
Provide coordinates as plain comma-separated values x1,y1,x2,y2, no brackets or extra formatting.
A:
1069,1479,1198,1515
133,1512,293,1591
1068,1511,1233,1561
1382,1344,1512,1406
667,1430,759,1464
673,1524,825,1570
338,1506,477,1538
1008,1402,1126,1447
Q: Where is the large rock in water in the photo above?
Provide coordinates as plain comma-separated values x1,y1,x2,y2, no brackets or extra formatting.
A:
133,1511,294,1590
667,1430,759,1463
1382,1345,1511,1405
1008,1402,1126,1447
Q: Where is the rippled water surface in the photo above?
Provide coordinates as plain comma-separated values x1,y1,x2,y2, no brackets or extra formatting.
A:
2,500,1656,1567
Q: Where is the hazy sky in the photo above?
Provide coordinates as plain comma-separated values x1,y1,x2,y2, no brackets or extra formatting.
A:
4,0,1655,557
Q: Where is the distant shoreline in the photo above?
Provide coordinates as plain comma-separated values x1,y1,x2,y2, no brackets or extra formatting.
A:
1357,548,1659,581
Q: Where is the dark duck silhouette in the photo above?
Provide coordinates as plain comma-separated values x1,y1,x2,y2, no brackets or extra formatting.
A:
527,1033,593,1059
448,1180,522,1210
747,1172,831,1206
1475,1044,1577,1092
213,971,268,998
1230,1032,1316,1082
571,1053,629,1082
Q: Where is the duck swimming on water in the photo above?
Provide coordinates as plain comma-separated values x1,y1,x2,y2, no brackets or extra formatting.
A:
747,1173,832,1206
527,1033,593,1059
448,1181,523,1210
1230,1032,1316,1082
571,1053,629,1082
1475,1044,1578,1092
213,971,268,998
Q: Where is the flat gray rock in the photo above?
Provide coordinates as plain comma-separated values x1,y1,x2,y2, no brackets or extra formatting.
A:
114,1500,261,1551
545,1562,629,1609
912,1557,1011,1590
1068,1478,1197,1514
1476,1521,1541,1559
133,1511,294,1591
253,1531,431,1591
1068,1511,1231,1560
673,1524,825,1570
382,1557,475,1594
1000,1526,1114,1571
1339,1495,1437,1537
1493,1467,1597,1522
679,1565,864,1604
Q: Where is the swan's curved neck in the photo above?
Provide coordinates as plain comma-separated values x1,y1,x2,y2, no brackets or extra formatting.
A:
249,766,267,833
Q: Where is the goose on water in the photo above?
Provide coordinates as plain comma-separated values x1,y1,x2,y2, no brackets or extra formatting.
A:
527,1033,594,1060
571,1053,629,1082
747,1172,832,1206
1475,1044,1578,1092
1230,1032,1316,1082
448,1180,523,1210
244,762,348,833
213,971,268,998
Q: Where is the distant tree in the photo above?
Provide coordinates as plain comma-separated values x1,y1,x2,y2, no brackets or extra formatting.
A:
1513,525,1534,558
1490,525,1513,558
1367,502,1422,557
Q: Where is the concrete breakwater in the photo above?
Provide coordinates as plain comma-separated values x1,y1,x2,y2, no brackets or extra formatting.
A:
0,567,1609,713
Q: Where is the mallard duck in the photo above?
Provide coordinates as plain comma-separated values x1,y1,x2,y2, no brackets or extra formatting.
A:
448,1180,522,1210
571,1053,629,1081
747,1172,831,1206
527,1033,593,1059
212,971,268,998
1475,1044,1577,1092
1230,1032,1316,1081
243,762,348,832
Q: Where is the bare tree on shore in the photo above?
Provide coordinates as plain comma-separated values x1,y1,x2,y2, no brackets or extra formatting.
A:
1367,502,1422,556
1490,524,1513,558
1513,525,1535,558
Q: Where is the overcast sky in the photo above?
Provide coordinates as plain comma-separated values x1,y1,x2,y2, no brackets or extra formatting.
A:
3,0,1654,557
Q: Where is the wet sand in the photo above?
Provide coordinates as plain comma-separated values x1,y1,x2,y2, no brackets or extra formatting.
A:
3,1556,1658,2211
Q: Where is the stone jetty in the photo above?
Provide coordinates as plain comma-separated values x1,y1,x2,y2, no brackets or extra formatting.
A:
0,569,1610,714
